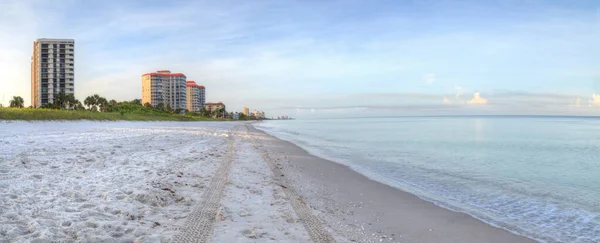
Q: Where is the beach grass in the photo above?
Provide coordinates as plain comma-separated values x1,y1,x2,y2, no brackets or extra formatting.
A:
0,108,222,121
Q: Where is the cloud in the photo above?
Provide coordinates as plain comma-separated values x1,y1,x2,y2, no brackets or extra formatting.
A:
443,97,451,104
590,94,600,107
467,92,488,105
423,73,435,85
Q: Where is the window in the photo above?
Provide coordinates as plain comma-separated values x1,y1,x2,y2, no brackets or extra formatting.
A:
59,44,65,48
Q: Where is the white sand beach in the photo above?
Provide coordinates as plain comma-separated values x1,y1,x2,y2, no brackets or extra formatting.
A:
0,121,537,242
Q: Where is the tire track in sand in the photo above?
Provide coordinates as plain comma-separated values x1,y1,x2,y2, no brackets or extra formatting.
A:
173,130,235,243
246,124,337,243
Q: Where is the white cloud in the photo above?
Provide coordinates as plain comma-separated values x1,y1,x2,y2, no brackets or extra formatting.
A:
590,94,600,106
443,97,451,104
423,73,435,85
467,92,488,105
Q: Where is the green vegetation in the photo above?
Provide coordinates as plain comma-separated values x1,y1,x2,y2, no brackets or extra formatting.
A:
9,96,24,108
0,94,228,121
0,107,222,121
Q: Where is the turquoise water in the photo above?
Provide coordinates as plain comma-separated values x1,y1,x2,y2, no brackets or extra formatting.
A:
255,116,600,243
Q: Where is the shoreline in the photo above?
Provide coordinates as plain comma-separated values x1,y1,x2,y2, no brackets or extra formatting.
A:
249,124,539,243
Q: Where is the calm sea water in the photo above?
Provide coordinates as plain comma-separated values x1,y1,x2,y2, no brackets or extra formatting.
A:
255,116,600,243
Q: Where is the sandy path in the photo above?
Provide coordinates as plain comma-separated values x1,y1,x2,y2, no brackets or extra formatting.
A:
174,129,235,243
210,126,312,242
247,124,337,242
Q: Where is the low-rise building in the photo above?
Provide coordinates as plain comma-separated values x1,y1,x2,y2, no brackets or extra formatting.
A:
205,102,225,112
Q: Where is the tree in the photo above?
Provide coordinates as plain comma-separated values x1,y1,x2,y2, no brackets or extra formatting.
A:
75,101,85,110
199,106,210,117
9,96,24,108
143,102,153,108
95,95,108,112
156,103,166,112
216,107,226,119
131,99,142,105
84,95,98,111
107,99,118,112
53,92,66,109
52,93,78,109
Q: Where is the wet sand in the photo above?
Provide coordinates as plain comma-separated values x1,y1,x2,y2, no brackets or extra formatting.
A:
249,125,538,243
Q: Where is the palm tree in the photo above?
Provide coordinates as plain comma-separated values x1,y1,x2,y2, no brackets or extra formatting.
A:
97,97,108,112
53,92,77,109
9,96,24,108
84,95,98,111
75,100,85,110
156,103,166,112
199,106,209,117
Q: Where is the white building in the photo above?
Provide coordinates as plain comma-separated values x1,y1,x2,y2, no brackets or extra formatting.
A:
31,38,75,107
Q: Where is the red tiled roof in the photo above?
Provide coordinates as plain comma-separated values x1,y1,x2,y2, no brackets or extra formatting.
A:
186,81,197,87
206,102,224,106
142,72,186,77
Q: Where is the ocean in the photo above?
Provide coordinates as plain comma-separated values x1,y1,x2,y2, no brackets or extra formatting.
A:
254,116,600,243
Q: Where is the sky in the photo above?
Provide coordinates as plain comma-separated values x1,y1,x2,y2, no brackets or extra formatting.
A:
0,0,599,118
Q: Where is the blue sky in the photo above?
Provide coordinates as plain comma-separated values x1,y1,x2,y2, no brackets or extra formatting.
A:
0,0,599,118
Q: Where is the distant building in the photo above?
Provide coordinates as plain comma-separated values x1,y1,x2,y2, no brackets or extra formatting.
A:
205,102,225,112
251,110,265,119
186,81,203,112
142,70,186,110
243,107,249,116
232,112,239,120
31,38,75,107
198,85,206,108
